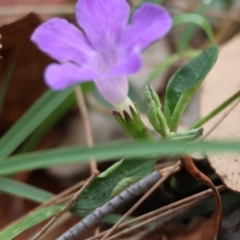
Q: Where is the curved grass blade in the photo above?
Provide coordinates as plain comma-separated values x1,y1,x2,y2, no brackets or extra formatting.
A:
173,14,214,44
0,177,53,203
178,4,208,51
0,89,72,161
0,82,93,160
1,140,240,175
0,206,62,240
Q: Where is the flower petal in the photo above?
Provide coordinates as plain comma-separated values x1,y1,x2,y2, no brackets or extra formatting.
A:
94,76,128,104
123,4,172,52
111,53,142,76
76,0,130,50
45,63,96,90
31,18,94,64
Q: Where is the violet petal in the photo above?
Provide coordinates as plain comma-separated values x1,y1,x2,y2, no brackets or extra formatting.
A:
76,0,129,50
31,18,94,65
110,53,142,76
45,63,96,90
94,76,128,104
123,3,172,53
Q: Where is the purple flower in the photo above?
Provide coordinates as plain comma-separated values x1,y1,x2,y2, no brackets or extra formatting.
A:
31,0,172,107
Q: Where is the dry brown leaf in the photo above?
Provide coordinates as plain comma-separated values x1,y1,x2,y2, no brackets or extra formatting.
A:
166,214,219,240
200,34,240,192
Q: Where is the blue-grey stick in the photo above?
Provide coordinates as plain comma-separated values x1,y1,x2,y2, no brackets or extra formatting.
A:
57,170,161,240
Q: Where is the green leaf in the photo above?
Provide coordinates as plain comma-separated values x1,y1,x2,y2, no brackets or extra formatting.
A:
173,14,214,44
75,157,156,210
0,206,62,240
2,140,240,175
0,177,53,203
147,50,201,85
164,45,219,131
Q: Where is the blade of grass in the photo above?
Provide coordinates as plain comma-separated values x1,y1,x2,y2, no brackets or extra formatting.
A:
0,82,93,160
191,89,240,129
0,206,62,240
18,92,75,153
173,14,214,44
1,140,240,175
178,4,208,51
0,176,53,203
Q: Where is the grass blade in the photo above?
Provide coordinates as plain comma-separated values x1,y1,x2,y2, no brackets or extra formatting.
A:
0,177,53,203
0,140,240,175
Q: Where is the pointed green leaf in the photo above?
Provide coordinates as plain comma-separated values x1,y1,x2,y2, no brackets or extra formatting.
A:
164,45,219,131
75,157,156,210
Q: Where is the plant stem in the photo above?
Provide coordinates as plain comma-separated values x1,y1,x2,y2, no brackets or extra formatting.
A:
191,89,240,129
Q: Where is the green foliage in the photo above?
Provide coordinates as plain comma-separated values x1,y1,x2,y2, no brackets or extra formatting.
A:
0,206,62,240
1,140,240,176
75,157,156,210
178,4,208,51
173,14,214,44
164,45,219,131
0,89,72,161
145,85,168,138
167,128,203,142
0,82,93,160
0,177,53,203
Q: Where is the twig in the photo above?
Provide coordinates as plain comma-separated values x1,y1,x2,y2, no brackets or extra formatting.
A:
100,161,180,240
31,170,99,240
87,185,225,240
74,86,97,173
87,94,111,115
107,202,195,240
181,156,222,239
56,170,162,240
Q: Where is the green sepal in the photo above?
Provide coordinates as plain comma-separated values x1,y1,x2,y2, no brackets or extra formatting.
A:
164,45,219,132
114,104,153,140
168,127,203,142
145,85,168,139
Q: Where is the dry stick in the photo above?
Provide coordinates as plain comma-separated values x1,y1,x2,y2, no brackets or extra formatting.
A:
87,185,225,240
31,170,99,240
107,202,196,240
87,94,111,116
203,98,240,138
56,170,162,240
181,156,222,240
74,86,97,173
100,161,180,240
